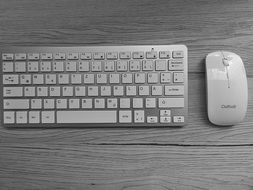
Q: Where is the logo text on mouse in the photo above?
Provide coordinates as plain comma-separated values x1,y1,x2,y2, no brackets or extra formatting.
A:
221,105,236,109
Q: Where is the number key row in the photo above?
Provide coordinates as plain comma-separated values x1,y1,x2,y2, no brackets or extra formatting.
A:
2,60,184,73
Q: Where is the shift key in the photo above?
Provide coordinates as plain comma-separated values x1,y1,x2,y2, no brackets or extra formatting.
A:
4,99,29,109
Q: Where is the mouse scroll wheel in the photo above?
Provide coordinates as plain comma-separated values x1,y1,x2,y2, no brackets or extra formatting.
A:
223,58,230,66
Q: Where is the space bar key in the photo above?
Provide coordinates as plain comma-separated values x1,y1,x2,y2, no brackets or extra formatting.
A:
57,111,117,123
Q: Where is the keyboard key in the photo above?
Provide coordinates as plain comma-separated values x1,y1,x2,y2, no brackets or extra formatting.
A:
43,99,55,109
146,98,156,108
159,51,170,59
107,52,118,60
88,86,99,96
75,86,86,96
53,61,64,72
129,60,141,71
67,53,79,60
107,98,117,108
4,111,15,124
113,86,124,96
37,87,48,96
28,62,39,72
54,53,66,60
45,74,56,84
20,74,31,84
160,110,171,116
161,72,171,83
2,53,14,61
132,52,144,59
29,111,40,123
147,116,158,123
80,52,92,60
146,51,157,59
56,99,67,109
173,116,184,123
57,111,117,123
78,61,90,71
101,86,111,96
71,74,82,84
58,74,69,84
42,111,55,123
93,52,105,60
165,85,184,96
28,53,39,60
155,60,166,71
133,98,143,108
62,86,74,96
120,98,130,108
40,61,51,72
14,53,27,60
84,74,95,84
24,87,35,97
172,51,184,58
31,99,42,109
126,86,136,96
94,98,105,108
117,60,128,71
119,110,132,123
3,87,23,97
135,73,145,84
158,98,184,108
139,86,149,96
4,99,29,109
151,85,162,96
160,116,171,123
32,74,43,85
122,73,133,84
3,62,14,72
97,74,107,84
3,75,19,85
15,62,26,72
82,99,92,108
142,60,153,71
91,61,102,71
169,60,184,70
109,74,120,84
66,61,77,71
134,110,145,123
169,63,184,71
69,99,80,109
41,53,53,60
173,72,184,83
119,52,131,59
104,61,115,71
147,73,158,83
49,86,61,96
16,111,27,123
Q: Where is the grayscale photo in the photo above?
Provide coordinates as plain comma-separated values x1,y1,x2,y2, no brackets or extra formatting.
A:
0,0,252,189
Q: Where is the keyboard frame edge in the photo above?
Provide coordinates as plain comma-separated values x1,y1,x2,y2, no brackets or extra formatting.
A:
1,45,188,128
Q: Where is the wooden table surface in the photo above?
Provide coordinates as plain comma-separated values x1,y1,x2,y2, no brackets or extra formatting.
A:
0,0,253,189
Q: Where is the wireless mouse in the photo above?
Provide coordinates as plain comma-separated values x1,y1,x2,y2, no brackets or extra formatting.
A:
205,51,248,126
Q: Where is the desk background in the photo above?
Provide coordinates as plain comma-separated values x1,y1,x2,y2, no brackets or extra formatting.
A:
0,0,253,189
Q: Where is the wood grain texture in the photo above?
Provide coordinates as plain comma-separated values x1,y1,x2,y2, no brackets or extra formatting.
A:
0,0,253,189
1,145,253,190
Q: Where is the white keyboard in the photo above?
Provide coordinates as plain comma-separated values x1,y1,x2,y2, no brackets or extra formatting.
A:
1,45,188,127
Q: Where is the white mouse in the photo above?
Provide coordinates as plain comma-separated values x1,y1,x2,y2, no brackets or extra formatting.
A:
205,51,248,126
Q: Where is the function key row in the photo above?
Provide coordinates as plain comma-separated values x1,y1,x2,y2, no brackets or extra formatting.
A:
2,51,184,61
